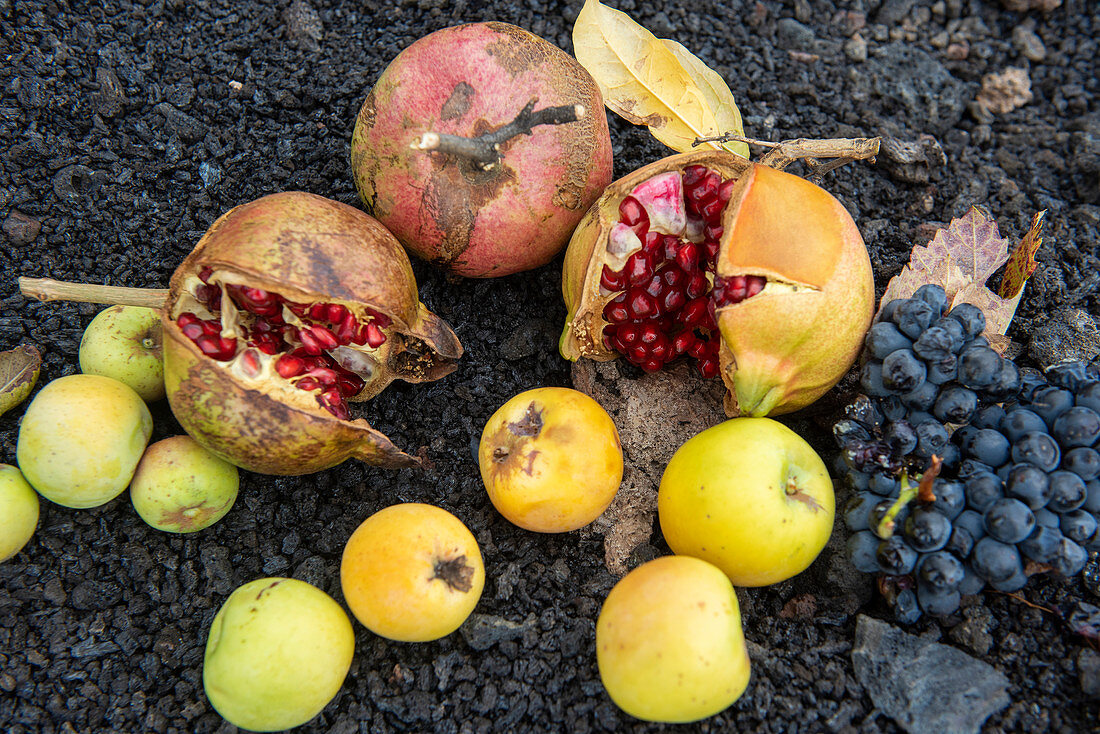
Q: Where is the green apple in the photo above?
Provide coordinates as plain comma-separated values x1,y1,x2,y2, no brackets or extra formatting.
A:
79,305,165,402
658,417,835,586
17,374,153,509
596,555,751,723
0,464,39,562
130,435,239,533
203,577,355,732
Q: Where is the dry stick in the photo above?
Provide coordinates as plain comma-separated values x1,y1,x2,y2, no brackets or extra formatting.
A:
693,133,881,177
410,99,586,170
18,277,168,309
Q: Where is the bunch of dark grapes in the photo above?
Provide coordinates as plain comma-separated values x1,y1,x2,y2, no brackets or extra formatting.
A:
834,283,1100,623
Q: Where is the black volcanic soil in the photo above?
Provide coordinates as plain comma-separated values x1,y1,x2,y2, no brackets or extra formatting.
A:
2,0,1099,732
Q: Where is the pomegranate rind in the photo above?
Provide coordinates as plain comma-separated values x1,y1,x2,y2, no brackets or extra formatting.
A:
560,151,873,418
351,22,613,278
715,164,874,416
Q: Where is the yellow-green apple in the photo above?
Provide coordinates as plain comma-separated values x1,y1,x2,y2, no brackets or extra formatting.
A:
79,305,165,402
130,435,239,533
0,464,39,562
658,417,834,586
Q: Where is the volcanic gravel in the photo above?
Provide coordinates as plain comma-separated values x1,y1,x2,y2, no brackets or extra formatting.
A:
2,0,1099,732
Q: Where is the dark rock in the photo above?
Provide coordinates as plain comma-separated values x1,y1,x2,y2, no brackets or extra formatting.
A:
1028,308,1100,368
283,0,323,52
852,615,1010,734
92,67,126,118
947,604,995,655
875,0,918,25
2,209,41,244
459,613,537,651
52,165,101,204
865,43,976,134
776,18,816,50
70,581,123,611
1079,648,1100,698
878,135,948,184
153,103,206,143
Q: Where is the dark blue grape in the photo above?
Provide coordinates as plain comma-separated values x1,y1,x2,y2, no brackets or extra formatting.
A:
907,410,937,426
1052,406,1100,448
953,424,978,450
958,564,986,596
894,588,922,624
946,525,976,558
959,459,995,480
833,419,873,447
948,303,986,337
895,299,935,340
846,530,882,572
955,510,986,540
1083,480,1100,513
1060,510,1097,545
918,582,962,616
965,471,1004,512
1020,525,1064,563
971,404,1006,431
913,284,948,315
968,335,992,350
868,472,901,497
1003,408,1048,442
1045,360,1091,391
957,347,1001,389
940,443,961,467
901,381,939,411
882,421,918,455
1048,471,1088,513
989,568,1029,592
842,468,872,491
876,535,919,574
1033,507,1060,528
1005,463,1052,509
880,395,907,422
913,326,954,362
918,551,965,590
1076,381,1100,414
1052,537,1089,576
982,359,1021,402
1017,368,1047,402
1011,431,1061,472
982,498,1035,543
882,349,927,393
932,385,978,424
1064,447,1100,481
930,480,966,519
865,322,913,360
931,317,966,353
1028,386,1075,427
965,428,1011,467
860,361,891,397
870,500,910,539
914,421,950,459
843,491,880,531
904,507,952,551
926,355,959,385
879,298,907,324
971,537,1023,583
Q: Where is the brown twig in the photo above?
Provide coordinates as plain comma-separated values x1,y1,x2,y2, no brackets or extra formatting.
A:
18,277,169,309
916,455,943,503
693,133,881,178
411,99,586,170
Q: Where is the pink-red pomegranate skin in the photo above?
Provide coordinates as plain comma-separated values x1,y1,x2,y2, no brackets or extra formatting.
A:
351,22,613,278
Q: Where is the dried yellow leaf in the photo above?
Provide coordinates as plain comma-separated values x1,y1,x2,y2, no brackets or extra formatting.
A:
573,0,749,158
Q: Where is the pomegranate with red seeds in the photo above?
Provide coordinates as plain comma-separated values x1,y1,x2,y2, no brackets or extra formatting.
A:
351,22,613,278
561,151,874,417
163,192,462,475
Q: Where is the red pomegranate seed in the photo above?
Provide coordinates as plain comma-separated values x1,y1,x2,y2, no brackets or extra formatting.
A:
295,376,321,392
336,373,365,398
697,358,720,379
618,196,649,229
672,330,694,356
603,294,629,323
177,313,199,328
299,329,323,355
625,290,657,320
307,303,329,321
662,235,680,263
199,267,214,283
640,359,663,373
686,272,708,299
306,367,339,386
682,165,707,187
363,322,387,348
704,239,720,263
200,319,222,337
717,179,736,204
700,197,725,223
196,334,236,361
240,349,262,378
679,298,708,326
640,323,659,344
702,301,718,331
675,242,699,272
661,267,685,288
600,264,625,292
688,339,708,359
251,334,283,355
618,324,640,346
367,309,392,329
308,325,340,350
644,274,664,299
662,289,686,313
181,322,204,340
276,354,305,378
650,334,670,362
628,345,648,363
746,276,766,298
325,304,349,324
704,223,723,241
318,388,350,420
642,232,663,253
623,251,653,287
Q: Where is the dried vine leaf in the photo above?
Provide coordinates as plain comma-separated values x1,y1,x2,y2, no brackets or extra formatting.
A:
999,210,1045,298
877,207,1041,338
0,344,41,417
573,0,749,158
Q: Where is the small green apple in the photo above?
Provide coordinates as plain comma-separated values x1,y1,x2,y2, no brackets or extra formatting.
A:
17,374,153,509
79,305,165,402
596,555,751,723
0,464,39,562
130,435,239,533
203,577,355,732
658,417,835,586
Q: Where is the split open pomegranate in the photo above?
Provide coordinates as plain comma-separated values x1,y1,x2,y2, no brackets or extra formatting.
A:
164,192,463,475
561,151,875,417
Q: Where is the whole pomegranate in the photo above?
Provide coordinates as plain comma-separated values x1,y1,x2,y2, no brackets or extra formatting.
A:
350,22,613,278
163,191,462,475
561,151,874,416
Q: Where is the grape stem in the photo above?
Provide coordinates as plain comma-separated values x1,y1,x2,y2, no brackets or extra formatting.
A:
873,455,943,538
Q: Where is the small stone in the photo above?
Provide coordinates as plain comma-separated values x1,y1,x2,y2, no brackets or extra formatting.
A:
1028,308,1100,368
283,0,323,51
2,209,41,245
875,0,917,25
459,613,536,651
42,578,66,605
154,103,206,143
948,605,995,655
1079,648,1100,698
945,41,970,60
198,161,223,189
1012,26,1046,62
776,18,816,51
844,34,868,62
92,67,126,118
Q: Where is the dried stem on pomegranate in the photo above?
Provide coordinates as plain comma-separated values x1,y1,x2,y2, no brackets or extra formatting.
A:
693,133,881,176
19,277,169,309
410,98,585,170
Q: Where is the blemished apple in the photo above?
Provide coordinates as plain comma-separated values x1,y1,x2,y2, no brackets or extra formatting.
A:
17,374,154,509
0,464,39,562
203,577,355,732
658,417,835,586
479,386,623,532
79,305,165,402
596,555,751,723
130,435,239,533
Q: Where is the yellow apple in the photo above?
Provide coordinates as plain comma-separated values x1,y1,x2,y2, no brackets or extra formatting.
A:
79,305,165,402
478,386,622,532
658,417,835,586
341,503,484,642
17,374,153,509
0,464,39,562
596,555,751,723
130,436,239,533
203,577,354,732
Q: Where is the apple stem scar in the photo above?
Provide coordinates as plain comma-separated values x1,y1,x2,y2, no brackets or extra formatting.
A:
490,403,544,475
433,555,475,592
784,473,823,512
